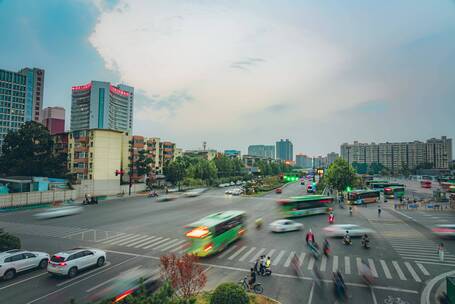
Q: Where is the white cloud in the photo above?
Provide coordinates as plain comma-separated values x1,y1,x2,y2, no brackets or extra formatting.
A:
88,0,455,153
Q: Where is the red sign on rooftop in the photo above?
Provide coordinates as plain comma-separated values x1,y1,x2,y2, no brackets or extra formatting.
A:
72,83,92,91
110,85,129,97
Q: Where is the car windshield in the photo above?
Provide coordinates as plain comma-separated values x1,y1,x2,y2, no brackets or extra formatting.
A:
51,255,65,262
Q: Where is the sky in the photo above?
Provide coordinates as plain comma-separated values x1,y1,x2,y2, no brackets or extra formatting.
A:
1,0,454,156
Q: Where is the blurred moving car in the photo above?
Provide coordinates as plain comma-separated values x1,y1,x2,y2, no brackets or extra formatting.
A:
34,206,83,220
0,249,49,280
323,224,374,237
269,219,303,232
184,188,208,197
48,248,106,278
432,224,455,238
156,194,179,202
275,188,282,194
225,187,244,195
90,267,161,303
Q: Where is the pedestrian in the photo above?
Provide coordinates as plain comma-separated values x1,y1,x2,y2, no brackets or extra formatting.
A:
260,255,266,275
306,229,315,244
377,205,382,217
438,243,444,262
254,258,260,274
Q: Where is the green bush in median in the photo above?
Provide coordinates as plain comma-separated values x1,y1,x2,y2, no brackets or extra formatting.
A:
210,283,249,304
0,229,21,251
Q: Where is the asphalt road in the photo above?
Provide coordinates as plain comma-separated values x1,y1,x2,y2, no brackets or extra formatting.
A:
0,182,453,304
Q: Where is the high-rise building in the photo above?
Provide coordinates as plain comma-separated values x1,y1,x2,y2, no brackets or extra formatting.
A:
296,154,312,168
70,81,134,133
276,139,293,161
327,152,339,166
43,106,65,135
341,136,453,172
0,67,44,148
248,145,275,159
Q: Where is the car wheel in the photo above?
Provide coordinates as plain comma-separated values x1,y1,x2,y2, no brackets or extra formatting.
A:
3,269,16,281
39,259,48,269
96,257,105,267
68,267,78,278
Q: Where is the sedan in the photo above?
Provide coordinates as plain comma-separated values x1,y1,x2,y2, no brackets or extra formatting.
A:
323,224,374,237
432,224,455,238
269,220,303,232
34,206,83,220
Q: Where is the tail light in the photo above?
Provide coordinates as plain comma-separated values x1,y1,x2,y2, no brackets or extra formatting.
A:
114,289,134,303
203,243,213,252
58,262,67,267
238,228,246,236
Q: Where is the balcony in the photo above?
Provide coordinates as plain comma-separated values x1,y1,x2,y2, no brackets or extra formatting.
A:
75,136,88,142
73,168,88,174
73,158,88,163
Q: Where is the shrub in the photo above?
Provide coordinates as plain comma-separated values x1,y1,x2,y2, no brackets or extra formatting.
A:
210,283,249,304
0,229,21,251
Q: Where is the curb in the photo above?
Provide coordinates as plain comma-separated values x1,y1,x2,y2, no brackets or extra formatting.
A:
421,270,455,304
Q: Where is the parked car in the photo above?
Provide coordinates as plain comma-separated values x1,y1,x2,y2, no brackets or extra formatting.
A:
34,206,83,220
0,249,50,281
48,248,106,278
323,224,373,238
269,220,303,232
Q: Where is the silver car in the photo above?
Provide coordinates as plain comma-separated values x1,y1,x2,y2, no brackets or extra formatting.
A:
269,220,303,232
0,249,50,280
323,224,374,237
34,206,83,220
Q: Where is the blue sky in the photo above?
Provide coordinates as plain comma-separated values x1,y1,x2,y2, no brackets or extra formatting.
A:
1,0,454,156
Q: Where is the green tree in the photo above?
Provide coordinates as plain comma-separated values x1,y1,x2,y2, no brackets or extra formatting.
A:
164,159,187,188
0,121,68,178
136,150,153,179
324,158,357,192
0,229,21,251
210,283,249,304
351,162,368,175
213,156,234,177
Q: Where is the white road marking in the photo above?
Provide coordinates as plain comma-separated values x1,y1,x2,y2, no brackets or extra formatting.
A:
320,256,327,272
417,263,430,276
333,255,338,272
265,249,276,259
217,245,238,259
160,239,186,251
392,261,406,280
134,236,163,248
344,256,351,275
115,235,150,246
307,257,315,270
404,262,421,282
356,257,363,275
126,236,158,247
143,238,170,249
272,250,286,266
0,272,47,291
368,258,378,277
284,251,295,268
379,260,392,280
154,239,182,251
298,253,306,267
228,246,248,261
56,262,112,287
85,276,118,293
371,286,378,304
307,282,315,304
103,234,136,244
95,232,126,242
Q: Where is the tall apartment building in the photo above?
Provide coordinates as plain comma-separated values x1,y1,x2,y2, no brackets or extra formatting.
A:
248,145,275,159
0,67,44,148
313,156,327,169
43,106,65,135
70,81,134,133
296,154,312,168
276,139,293,161
327,152,339,166
341,136,453,172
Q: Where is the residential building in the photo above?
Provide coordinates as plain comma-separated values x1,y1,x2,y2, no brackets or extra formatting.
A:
224,150,241,159
312,156,327,169
160,141,176,164
242,154,274,173
43,106,65,135
326,152,339,166
0,67,44,149
248,145,275,159
276,139,293,161
70,81,134,133
183,149,217,161
296,154,312,168
340,136,453,172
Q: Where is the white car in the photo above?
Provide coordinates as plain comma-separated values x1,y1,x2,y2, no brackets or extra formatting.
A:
323,224,374,237
34,206,83,220
269,220,303,232
48,248,106,278
432,224,455,238
0,249,50,281
184,188,207,197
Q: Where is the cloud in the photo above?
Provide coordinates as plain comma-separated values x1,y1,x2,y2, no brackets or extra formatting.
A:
89,0,455,154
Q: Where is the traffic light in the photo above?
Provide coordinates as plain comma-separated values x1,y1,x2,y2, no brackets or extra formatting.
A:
346,186,352,192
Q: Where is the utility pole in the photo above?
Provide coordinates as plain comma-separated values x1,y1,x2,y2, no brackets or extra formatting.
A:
129,139,134,196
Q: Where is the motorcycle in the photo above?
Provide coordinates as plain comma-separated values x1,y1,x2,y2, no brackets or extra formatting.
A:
361,239,370,249
261,267,272,276
83,197,98,205
148,191,159,198
328,215,335,224
255,218,263,230
342,236,352,245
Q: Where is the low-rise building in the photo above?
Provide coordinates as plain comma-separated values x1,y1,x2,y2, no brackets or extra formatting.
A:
183,149,217,161
224,150,241,159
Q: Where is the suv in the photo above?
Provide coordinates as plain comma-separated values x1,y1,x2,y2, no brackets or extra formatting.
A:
48,248,106,278
0,249,50,281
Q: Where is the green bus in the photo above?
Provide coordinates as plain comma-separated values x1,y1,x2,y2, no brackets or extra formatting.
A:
185,210,246,257
277,195,334,218
384,186,405,199
366,179,388,187
346,190,380,205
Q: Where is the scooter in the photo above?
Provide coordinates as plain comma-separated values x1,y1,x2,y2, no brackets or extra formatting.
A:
342,236,352,245
261,267,272,277
83,197,98,205
328,215,335,224
361,239,370,249
148,191,159,198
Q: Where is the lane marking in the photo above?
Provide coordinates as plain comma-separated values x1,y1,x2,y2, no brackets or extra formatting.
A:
249,248,266,263
143,238,170,249
272,250,286,266
368,258,378,278
392,261,406,280
332,255,338,272
0,272,47,291
154,239,183,251
126,236,158,247
320,256,327,272
402,258,455,266
307,257,315,270
229,246,248,261
217,245,238,259
27,258,136,304
160,240,186,252
85,275,118,293
380,260,392,279
97,232,126,242
356,257,363,275
56,262,112,287
404,262,421,282
134,237,163,248
371,286,378,304
283,251,295,268
265,249,276,259
417,263,430,276
298,253,306,267
103,234,136,244
115,235,150,247
62,229,90,239
344,256,351,275
102,250,419,294
307,282,314,304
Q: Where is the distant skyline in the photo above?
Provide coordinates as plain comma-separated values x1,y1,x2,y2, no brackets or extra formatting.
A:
1,0,454,155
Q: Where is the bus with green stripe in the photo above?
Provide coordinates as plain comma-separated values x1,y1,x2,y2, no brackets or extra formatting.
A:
346,189,381,205
369,182,404,191
185,210,246,257
277,195,334,218
384,186,405,199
